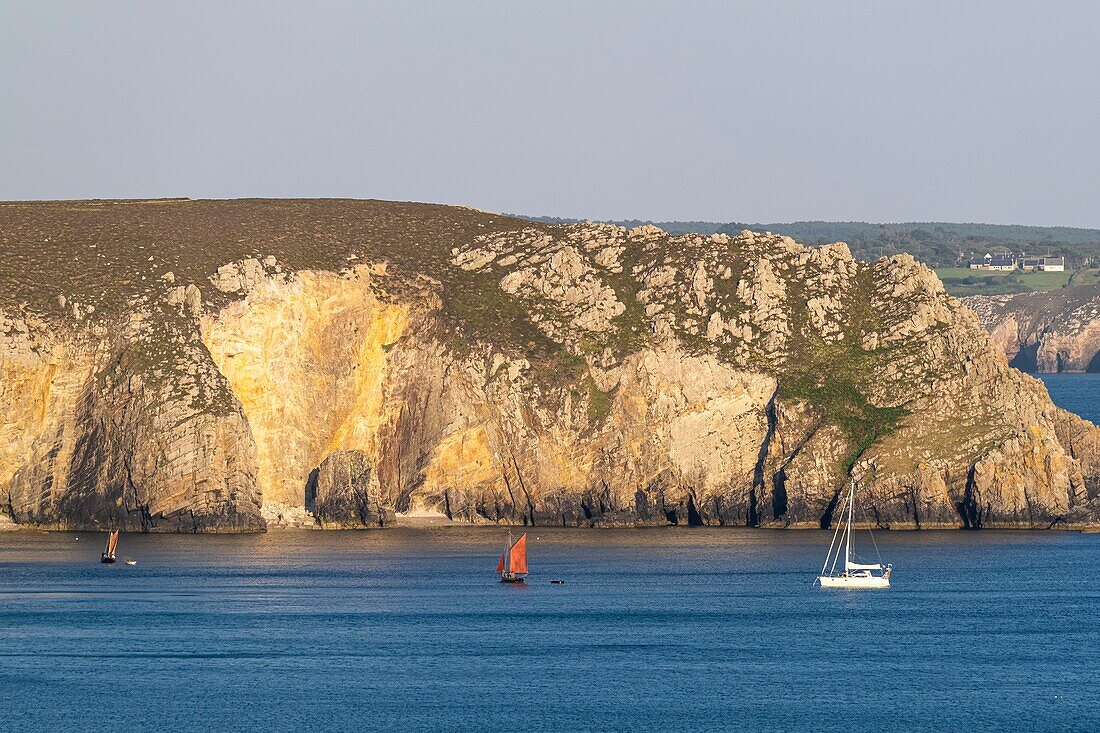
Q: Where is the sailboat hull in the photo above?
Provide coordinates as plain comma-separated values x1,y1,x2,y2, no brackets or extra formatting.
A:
100,555,116,565
816,481,893,589
500,573,525,583
818,574,889,589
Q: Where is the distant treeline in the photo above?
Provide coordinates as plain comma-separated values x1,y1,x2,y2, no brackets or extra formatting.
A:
518,216,1100,268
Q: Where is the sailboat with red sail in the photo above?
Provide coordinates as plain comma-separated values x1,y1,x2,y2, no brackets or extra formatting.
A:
496,531,528,583
100,530,119,564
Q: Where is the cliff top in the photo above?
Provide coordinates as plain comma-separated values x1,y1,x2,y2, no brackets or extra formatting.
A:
0,197,982,471
0,198,546,321
964,282,1100,320
4,199,1097,533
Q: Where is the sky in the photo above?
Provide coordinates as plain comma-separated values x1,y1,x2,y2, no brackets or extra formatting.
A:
2,1,1099,226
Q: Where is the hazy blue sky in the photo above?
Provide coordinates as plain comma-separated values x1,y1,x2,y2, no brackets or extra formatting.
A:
2,1,1098,226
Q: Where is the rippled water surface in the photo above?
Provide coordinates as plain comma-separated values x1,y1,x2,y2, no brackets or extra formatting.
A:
1039,372,1100,423
1,529,1098,732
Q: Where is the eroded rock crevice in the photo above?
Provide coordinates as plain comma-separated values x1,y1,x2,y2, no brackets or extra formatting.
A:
3,201,1100,531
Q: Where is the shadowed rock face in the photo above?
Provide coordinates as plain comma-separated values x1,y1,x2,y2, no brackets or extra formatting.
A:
313,450,392,528
2,199,1100,532
3,297,263,532
964,284,1100,373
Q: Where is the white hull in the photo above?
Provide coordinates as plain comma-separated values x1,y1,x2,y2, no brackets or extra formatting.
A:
818,574,890,589
816,481,893,589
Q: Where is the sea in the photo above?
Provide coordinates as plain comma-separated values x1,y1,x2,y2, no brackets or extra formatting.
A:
1,375,1097,733
2,529,1099,732
1039,372,1100,424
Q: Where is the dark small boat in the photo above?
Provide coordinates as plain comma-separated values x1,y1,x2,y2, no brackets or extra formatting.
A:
496,531,528,583
100,530,119,564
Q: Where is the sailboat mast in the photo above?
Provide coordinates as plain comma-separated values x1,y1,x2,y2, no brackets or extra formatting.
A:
845,481,854,568
505,531,512,574
821,495,846,577
827,486,849,576
850,482,856,560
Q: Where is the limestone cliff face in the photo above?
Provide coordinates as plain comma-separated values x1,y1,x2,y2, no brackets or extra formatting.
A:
1,299,262,531
2,199,1099,532
202,267,408,511
964,285,1100,373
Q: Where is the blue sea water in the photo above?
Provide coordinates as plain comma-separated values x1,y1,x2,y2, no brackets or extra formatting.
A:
1039,373,1100,424
1,529,1099,732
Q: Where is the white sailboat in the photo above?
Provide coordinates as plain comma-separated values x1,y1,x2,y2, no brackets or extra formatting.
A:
816,480,892,589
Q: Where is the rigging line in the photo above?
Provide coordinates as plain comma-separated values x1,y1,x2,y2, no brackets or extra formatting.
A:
857,496,885,565
821,493,846,575
824,487,849,576
825,495,843,576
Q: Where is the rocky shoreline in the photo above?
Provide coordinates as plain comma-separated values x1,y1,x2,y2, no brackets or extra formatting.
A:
964,284,1100,373
3,200,1099,533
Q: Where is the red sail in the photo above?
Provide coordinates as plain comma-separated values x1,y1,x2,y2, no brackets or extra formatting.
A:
496,552,506,573
509,534,528,574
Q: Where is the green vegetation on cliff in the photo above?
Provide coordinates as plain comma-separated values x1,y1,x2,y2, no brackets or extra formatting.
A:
935,266,1100,296
4,199,1099,533
522,214,1100,283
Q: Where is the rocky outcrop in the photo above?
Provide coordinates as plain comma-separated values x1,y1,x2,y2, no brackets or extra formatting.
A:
964,284,1100,373
2,199,1100,532
1,300,263,532
310,450,392,528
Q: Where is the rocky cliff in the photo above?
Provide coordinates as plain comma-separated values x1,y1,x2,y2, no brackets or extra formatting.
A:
3,199,1099,532
964,285,1100,373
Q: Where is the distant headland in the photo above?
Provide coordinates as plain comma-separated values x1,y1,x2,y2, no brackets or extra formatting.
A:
1,199,1098,533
